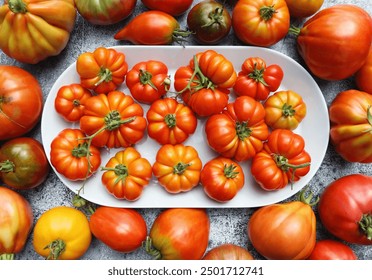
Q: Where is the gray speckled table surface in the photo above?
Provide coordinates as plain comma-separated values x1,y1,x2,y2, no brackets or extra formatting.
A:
1,0,371,260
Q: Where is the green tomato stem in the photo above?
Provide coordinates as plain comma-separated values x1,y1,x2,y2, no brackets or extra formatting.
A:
298,185,319,206
164,114,177,128
142,236,162,260
247,63,268,86
0,160,15,173
0,253,15,260
94,67,112,86
236,121,252,140
259,5,277,21
359,214,372,240
172,28,194,45
44,239,66,260
173,162,192,175
202,7,227,29
223,164,239,179
139,69,157,91
7,0,27,13
282,103,296,117
288,25,301,37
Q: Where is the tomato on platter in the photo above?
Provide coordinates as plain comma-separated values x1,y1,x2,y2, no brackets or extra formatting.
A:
76,47,128,94
233,57,284,101
187,0,232,44
101,148,152,201
329,90,372,163
146,98,197,145
200,156,244,203
33,206,91,260
141,0,193,16
203,244,254,260
0,0,76,64
114,10,192,45
0,137,49,190
126,60,170,104
152,144,202,194
89,206,147,253
285,0,324,18
54,83,92,122
75,0,136,25
0,65,43,141
289,4,372,80
318,174,372,245
0,186,33,256
248,189,317,259
251,129,311,191
50,128,101,181
355,47,372,95
307,240,357,260
232,0,290,47
79,91,147,149
264,90,307,130
144,208,210,260
205,96,269,161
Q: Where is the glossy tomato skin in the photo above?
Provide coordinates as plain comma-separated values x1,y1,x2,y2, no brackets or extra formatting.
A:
248,200,316,259
355,47,372,95
0,137,49,190
141,0,193,16
329,90,372,163
318,174,372,245
147,208,210,260
187,0,231,44
203,244,254,260
285,0,324,18
75,0,137,25
33,206,91,260
0,186,33,254
294,4,372,80
89,207,147,253
307,240,357,260
0,66,43,141
232,0,290,47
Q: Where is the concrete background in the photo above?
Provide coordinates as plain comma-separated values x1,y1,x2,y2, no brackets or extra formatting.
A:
1,0,371,260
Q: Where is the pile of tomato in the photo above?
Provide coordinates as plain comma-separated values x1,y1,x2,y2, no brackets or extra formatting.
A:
1,0,372,261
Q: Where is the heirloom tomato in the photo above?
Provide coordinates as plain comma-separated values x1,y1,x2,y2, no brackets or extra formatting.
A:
318,174,372,245
285,0,324,18
79,91,147,149
0,137,49,190
50,128,101,181
144,208,210,260
264,90,307,130
232,0,290,47
290,4,372,80
146,98,197,145
203,244,254,260
114,10,192,45
329,90,372,163
89,207,147,253
187,0,232,44
251,129,311,191
200,157,244,203
0,186,33,256
101,148,152,201
152,144,202,193
233,57,284,101
126,60,170,104
355,47,372,95
54,84,92,122
0,65,43,141
76,47,128,94
307,240,357,260
33,206,91,260
248,190,317,259
75,0,136,25
141,0,193,16
0,0,76,64
205,96,269,161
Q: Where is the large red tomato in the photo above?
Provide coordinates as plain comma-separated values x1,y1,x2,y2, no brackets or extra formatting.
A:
141,0,193,16
0,66,43,141
307,240,357,260
318,174,372,245
291,4,372,80
355,47,372,95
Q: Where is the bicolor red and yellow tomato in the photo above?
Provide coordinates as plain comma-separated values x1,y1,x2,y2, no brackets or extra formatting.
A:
355,47,372,95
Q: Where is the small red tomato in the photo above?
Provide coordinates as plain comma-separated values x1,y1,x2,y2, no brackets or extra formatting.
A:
203,244,254,260
307,240,357,260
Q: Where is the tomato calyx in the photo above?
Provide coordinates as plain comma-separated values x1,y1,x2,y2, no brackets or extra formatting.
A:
71,142,90,158
139,69,157,91
288,25,301,37
7,0,27,14
0,254,14,260
143,236,162,260
172,29,194,45
363,105,372,133
104,111,136,131
0,159,15,173
173,162,191,175
248,63,268,86
165,113,177,128
101,164,129,184
236,121,252,140
44,239,66,260
202,7,228,29
282,103,296,117
224,164,239,179
95,67,113,87
259,5,277,21
359,214,372,240
298,186,319,206
274,154,311,188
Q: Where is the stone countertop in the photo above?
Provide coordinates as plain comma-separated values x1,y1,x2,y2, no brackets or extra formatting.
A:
1,0,371,260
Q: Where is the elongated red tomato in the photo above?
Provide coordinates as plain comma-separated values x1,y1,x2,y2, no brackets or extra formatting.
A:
307,240,357,260
141,0,193,16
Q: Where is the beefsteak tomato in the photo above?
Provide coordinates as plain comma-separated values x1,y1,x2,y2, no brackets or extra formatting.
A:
33,206,91,260
329,89,372,163
0,137,49,190
232,0,290,47
146,98,197,145
307,240,357,260
290,4,372,80
203,244,254,260
318,174,372,245
89,207,147,252
0,186,33,255
285,0,324,18
101,148,152,201
144,208,210,260
141,0,193,16
355,47,372,95
0,65,43,141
